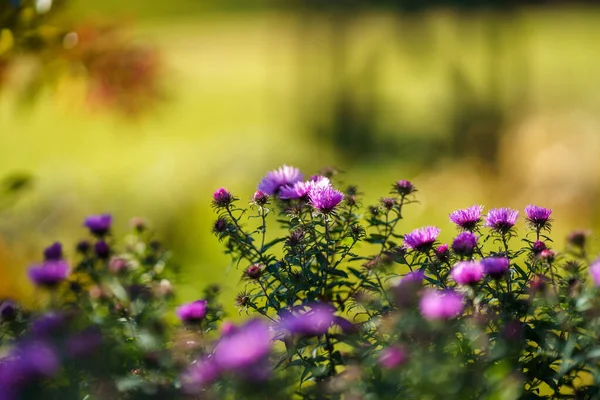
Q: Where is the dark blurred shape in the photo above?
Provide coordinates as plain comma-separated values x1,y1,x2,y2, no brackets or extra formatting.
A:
284,0,586,168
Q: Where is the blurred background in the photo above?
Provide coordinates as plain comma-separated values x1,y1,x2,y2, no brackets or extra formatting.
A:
2,0,600,310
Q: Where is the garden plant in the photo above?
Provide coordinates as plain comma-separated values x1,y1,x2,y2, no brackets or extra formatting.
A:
2,165,600,399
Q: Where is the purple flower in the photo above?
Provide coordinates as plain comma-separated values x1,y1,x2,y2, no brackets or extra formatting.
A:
485,208,519,234
451,261,484,285
31,312,69,336
213,188,233,208
84,214,112,236
525,205,552,230
181,358,220,394
176,300,207,323
403,226,440,252
0,301,17,322
419,290,464,320
449,205,484,231
43,242,63,261
308,186,344,214
482,257,510,279
451,232,478,256
213,319,271,371
378,346,408,369
279,176,330,200
1,341,60,388
278,304,336,336
257,165,304,195
67,328,103,358
390,271,424,308
94,240,110,259
590,259,600,286
393,180,416,196
434,244,450,262
28,261,69,288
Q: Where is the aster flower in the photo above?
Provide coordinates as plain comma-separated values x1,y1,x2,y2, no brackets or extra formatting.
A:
403,226,440,252
181,358,220,394
94,240,110,259
280,176,330,200
84,214,112,236
28,260,70,288
212,188,234,208
278,304,337,337
449,205,484,231
2,341,60,384
378,346,408,369
482,257,510,279
308,186,344,214
213,319,271,371
257,165,304,195
419,290,464,320
252,190,269,206
434,244,450,262
485,208,519,234
568,229,590,249
31,312,69,336
451,261,484,285
243,263,263,280
393,180,416,196
0,300,17,322
532,240,547,255
525,204,552,231
590,259,600,287
43,242,63,261
176,300,208,323
451,232,478,257
390,271,424,308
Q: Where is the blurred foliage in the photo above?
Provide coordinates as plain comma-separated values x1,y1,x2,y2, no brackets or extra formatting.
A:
2,0,600,317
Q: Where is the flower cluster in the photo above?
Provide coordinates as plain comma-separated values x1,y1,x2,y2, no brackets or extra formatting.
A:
4,165,600,400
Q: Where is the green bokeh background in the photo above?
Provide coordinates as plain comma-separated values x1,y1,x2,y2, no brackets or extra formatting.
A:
2,0,600,316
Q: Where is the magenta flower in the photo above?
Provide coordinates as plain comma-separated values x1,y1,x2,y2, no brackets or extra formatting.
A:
482,257,510,279
451,261,484,285
28,261,70,288
532,240,547,255
279,176,330,200
252,190,269,206
213,319,271,371
449,205,484,231
84,214,112,236
176,300,208,323
525,204,552,230
451,232,478,256
308,186,344,214
181,358,220,394
590,259,600,287
419,290,464,320
212,188,233,207
278,304,337,336
485,208,519,234
393,180,416,196
403,226,440,252
378,346,408,369
43,242,63,261
257,165,304,195
434,244,450,262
